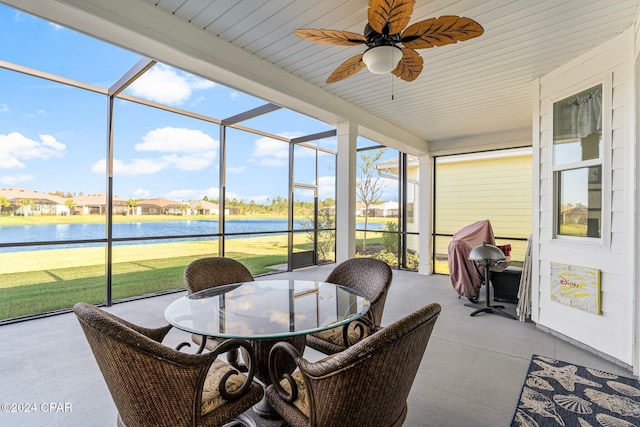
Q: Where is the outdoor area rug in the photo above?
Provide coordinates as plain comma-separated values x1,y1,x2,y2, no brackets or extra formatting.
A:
510,354,640,426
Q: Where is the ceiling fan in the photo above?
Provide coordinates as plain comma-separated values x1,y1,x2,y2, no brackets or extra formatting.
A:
294,0,484,83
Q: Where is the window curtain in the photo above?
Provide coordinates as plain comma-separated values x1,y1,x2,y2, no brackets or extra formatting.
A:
553,85,602,140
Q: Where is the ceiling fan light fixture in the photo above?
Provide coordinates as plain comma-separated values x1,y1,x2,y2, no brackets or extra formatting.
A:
362,45,403,74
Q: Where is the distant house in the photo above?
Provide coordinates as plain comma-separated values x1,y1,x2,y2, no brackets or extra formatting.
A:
188,200,222,215
73,194,128,215
138,198,183,215
0,187,68,216
561,205,587,225
370,201,399,218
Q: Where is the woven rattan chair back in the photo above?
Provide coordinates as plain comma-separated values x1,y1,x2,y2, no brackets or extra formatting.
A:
184,256,254,294
325,257,393,326
266,302,442,427
73,302,262,427
306,258,393,355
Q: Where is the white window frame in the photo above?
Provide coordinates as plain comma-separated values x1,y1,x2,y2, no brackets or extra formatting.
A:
548,74,612,249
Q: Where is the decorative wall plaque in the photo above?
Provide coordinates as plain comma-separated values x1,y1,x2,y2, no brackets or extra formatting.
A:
550,262,601,315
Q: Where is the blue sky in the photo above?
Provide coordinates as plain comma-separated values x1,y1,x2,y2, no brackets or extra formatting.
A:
0,4,399,204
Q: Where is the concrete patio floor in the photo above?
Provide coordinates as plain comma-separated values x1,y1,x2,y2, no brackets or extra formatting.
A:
0,264,632,426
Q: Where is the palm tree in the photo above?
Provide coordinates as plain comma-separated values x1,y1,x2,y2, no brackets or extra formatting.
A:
180,203,189,215
18,199,34,217
64,199,76,216
0,196,9,215
125,199,138,216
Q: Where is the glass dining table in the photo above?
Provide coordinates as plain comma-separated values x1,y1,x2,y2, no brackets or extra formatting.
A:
164,279,370,426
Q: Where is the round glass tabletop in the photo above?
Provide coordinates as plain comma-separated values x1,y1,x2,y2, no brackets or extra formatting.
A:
164,279,371,340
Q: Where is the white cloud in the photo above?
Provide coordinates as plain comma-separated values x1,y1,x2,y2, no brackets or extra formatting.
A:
189,76,216,90
0,174,34,185
203,187,220,200
92,127,219,176
190,95,206,108
133,188,151,198
250,137,289,167
163,186,223,201
162,153,215,171
224,190,242,201
248,132,315,167
378,177,398,200
92,157,166,175
39,134,66,150
163,189,202,200
128,64,215,105
135,127,217,153
229,92,239,100
317,175,335,200
117,158,168,175
0,132,65,169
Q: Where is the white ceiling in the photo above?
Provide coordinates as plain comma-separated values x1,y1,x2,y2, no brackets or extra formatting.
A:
6,0,640,153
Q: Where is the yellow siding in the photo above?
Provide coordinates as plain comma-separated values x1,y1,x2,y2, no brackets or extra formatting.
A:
434,153,533,267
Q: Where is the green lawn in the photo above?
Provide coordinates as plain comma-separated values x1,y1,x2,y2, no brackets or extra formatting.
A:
0,234,298,320
0,214,394,321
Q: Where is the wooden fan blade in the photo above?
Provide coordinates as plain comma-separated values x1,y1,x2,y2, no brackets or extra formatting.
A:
401,16,484,49
368,0,415,35
391,48,423,82
294,29,366,46
326,54,366,83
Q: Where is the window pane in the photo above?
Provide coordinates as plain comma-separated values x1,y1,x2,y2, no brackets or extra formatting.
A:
553,134,602,166
112,238,216,300
553,84,602,166
111,100,220,238
0,4,142,85
404,235,419,272
557,166,601,238
553,84,603,240
433,149,533,269
224,234,288,275
0,71,107,199
122,63,268,120
317,140,336,232
317,230,336,263
225,127,288,222
0,243,105,320
294,145,315,185
0,66,108,319
356,148,398,231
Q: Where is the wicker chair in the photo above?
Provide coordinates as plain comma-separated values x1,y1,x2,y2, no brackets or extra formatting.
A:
184,257,254,295
305,257,393,354
266,302,441,427
184,257,254,359
73,302,263,427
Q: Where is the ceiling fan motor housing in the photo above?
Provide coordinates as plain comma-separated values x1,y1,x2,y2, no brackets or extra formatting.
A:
363,23,401,48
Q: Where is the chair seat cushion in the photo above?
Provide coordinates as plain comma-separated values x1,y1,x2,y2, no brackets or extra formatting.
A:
277,353,336,417
201,359,248,416
280,370,310,416
311,322,372,348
